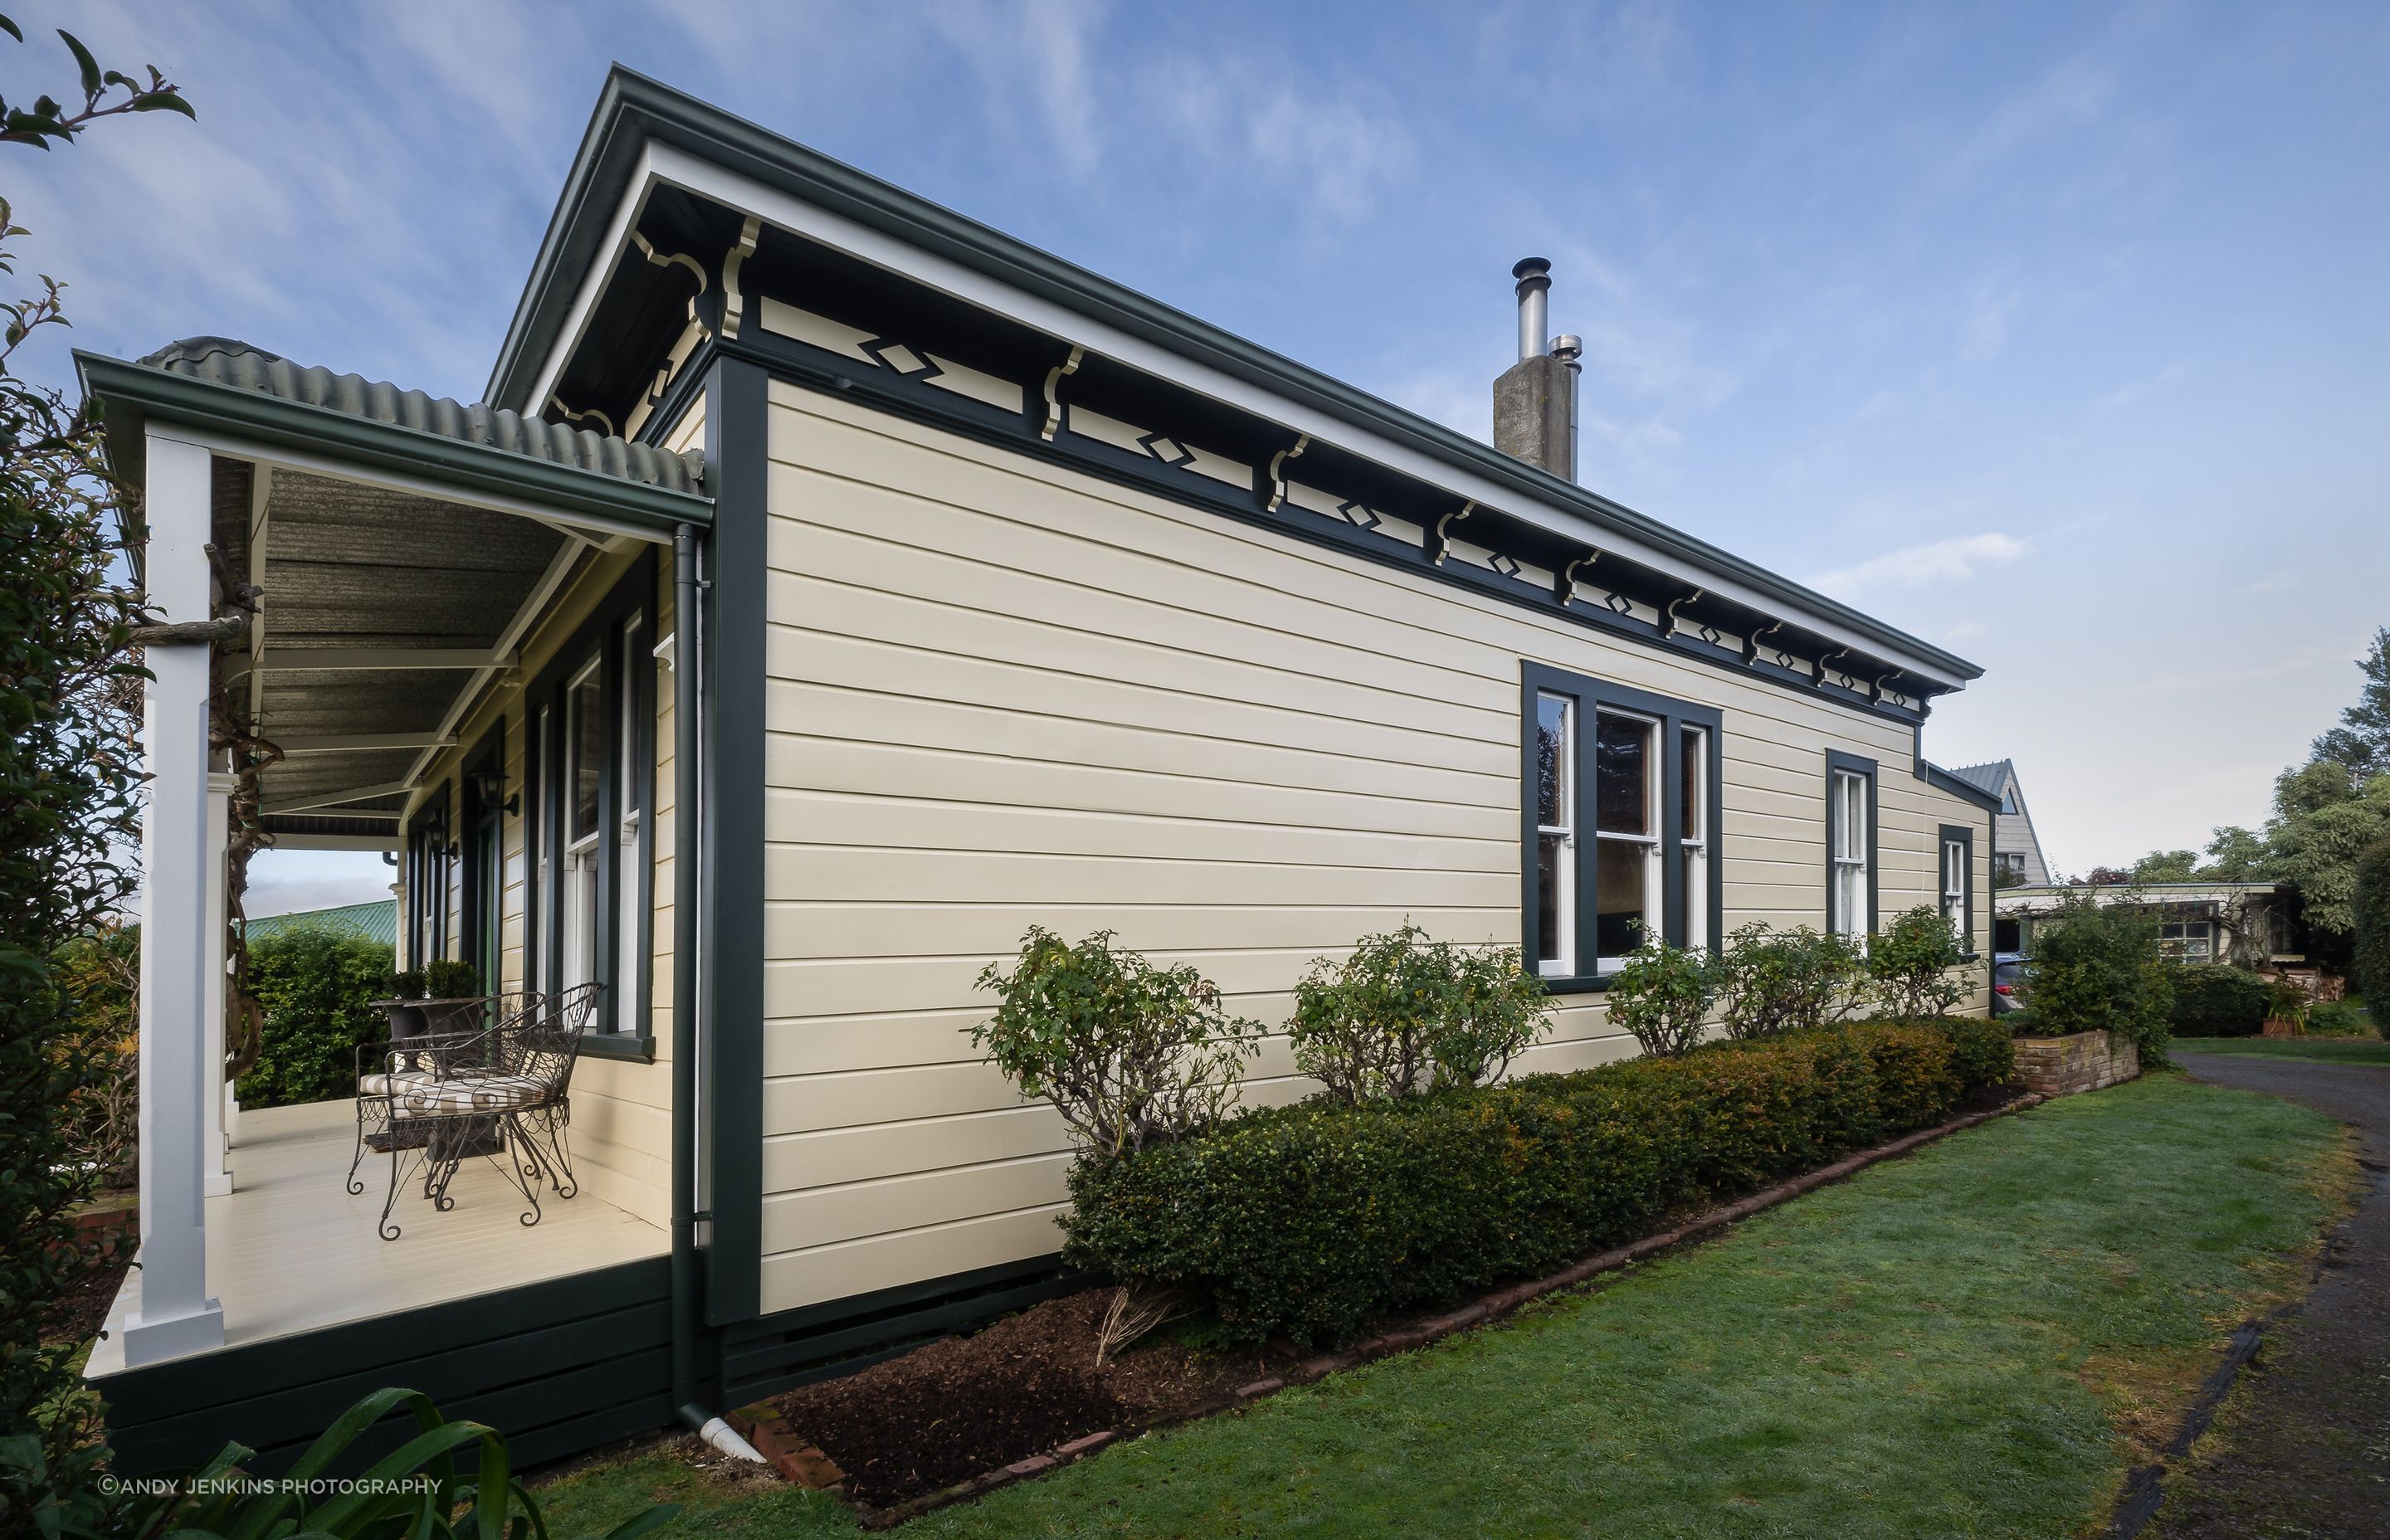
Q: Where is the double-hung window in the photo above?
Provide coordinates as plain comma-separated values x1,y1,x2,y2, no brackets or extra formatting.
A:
1523,664,1722,986
2158,919,2214,962
1938,822,1974,954
1826,752,1876,938
527,553,657,1053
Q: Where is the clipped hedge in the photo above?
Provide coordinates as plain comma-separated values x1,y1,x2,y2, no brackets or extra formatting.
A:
1064,1016,2012,1347
2168,963,2272,1038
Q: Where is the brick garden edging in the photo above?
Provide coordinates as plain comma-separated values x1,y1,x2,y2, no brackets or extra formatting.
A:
736,1089,2050,1529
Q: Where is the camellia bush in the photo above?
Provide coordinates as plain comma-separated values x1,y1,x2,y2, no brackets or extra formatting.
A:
1868,904,1971,1017
1714,923,1865,1040
973,927,1261,1161
2023,889,2173,1065
1287,924,1550,1104
1601,932,1718,1058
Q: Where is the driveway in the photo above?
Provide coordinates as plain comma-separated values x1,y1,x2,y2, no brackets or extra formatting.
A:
2153,1055,2390,1538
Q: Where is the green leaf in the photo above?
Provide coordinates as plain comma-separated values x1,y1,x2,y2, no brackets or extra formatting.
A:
0,17,22,43
57,30,99,99
133,91,194,119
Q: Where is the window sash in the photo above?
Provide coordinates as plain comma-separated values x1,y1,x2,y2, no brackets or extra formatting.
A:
1523,665,1719,982
1829,767,1871,937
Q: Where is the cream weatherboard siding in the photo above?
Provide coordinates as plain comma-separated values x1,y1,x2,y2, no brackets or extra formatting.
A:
754,382,1991,1316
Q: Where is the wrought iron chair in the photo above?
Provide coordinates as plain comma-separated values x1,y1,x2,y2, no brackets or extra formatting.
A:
351,984,598,1240
345,991,539,1193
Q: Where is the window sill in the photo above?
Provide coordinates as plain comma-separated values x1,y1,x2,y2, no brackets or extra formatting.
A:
579,1032,656,1064
1537,972,1618,995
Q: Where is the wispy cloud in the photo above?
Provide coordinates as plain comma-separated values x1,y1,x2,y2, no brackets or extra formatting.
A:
1807,533,2029,598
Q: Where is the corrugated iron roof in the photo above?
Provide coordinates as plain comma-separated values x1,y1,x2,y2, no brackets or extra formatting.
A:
137,338,704,495
1947,761,2012,797
240,899,398,949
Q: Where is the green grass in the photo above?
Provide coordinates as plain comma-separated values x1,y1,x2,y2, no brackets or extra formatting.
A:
534,1075,2343,1540
2168,1036,2390,1065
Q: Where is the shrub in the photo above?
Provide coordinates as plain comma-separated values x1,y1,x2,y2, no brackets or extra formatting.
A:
1602,933,1719,1058
1066,1018,2011,1346
973,928,1261,1161
49,920,139,1188
2353,838,2390,1014
2308,999,2377,1038
239,925,398,1109
1287,924,1550,1104
1868,905,1970,1016
2265,976,2311,1032
1715,924,1864,1040
2023,890,2174,1066
2168,963,2271,1037
422,957,482,998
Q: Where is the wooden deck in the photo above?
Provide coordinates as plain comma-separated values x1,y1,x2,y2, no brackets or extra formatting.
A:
88,1099,666,1377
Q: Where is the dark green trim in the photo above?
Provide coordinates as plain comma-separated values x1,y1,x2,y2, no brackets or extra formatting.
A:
95,1256,675,1476
1914,728,2005,813
76,351,711,539
727,324,1934,730
524,550,659,1054
701,357,768,1327
1826,749,1880,937
578,1032,656,1063
487,67,1977,690
718,1255,1079,1405
1519,663,1724,992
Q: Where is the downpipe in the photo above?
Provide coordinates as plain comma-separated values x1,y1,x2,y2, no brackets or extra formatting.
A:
671,521,765,1465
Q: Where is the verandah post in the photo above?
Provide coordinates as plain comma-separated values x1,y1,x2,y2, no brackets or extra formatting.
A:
123,430,226,1367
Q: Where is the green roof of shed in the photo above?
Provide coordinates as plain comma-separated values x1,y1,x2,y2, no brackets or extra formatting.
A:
240,899,397,949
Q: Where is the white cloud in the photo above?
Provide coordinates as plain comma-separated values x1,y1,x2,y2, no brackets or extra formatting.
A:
1807,533,2029,598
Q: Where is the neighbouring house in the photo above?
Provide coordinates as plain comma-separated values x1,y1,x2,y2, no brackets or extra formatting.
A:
237,898,398,949
1948,759,2052,890
79,69,2001,1473
1997,881,2297,969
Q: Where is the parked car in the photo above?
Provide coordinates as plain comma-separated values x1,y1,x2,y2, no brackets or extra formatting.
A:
1992,952,2030,1016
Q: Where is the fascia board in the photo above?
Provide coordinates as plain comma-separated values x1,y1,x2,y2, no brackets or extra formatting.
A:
77,352,710,542
637,144,1972,690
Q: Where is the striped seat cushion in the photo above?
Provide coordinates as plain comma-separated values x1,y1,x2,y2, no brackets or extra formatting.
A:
356,1072,549,1114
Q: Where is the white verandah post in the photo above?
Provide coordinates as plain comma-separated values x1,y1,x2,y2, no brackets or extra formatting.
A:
124,431,225,1367
201,769,234,1196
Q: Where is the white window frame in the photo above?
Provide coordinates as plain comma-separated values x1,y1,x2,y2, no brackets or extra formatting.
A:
1534,691,1576,979
1594,708,1664,974
1829,765,1872,938
1677,724,1709,953
560,654,603,997
1942,839,1966,925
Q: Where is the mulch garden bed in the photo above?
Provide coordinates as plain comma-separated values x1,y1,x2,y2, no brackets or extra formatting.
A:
739,1086,2046,1527
764,1287,1269,1508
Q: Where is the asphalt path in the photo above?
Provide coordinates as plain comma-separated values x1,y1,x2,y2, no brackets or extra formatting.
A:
2147,1055,2390,1538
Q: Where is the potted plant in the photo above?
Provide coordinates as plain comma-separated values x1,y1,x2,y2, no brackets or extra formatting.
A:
2261,976,2311,1038
377,969,430,1041
419,958,487,1038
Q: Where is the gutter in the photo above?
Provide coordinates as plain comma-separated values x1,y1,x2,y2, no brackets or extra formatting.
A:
670,520,762,1464
488,68,1981,690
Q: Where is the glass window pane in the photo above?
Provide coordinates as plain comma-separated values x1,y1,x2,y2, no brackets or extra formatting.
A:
568,660,602,842
1595,714,1651,835
1597,837,1650,957
1536,694,1568,828
1680,727,1704,841
1538,832,1568,967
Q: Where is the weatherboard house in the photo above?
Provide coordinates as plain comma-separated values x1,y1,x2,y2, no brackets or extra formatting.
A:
82,70,2001,1471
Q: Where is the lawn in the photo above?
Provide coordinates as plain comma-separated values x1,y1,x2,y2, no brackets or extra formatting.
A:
2168,1036,2390,1066
535,1075,2345,1540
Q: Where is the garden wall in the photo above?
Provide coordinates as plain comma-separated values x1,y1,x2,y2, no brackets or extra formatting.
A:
2012,1030,2139,1096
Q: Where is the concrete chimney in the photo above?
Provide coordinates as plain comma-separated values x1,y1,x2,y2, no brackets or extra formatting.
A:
1493,257,1579,480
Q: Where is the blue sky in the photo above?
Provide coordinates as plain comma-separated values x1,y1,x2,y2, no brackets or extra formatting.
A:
15,1,2389,914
